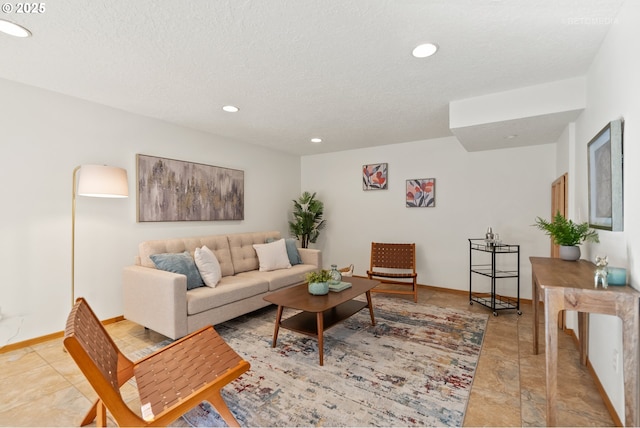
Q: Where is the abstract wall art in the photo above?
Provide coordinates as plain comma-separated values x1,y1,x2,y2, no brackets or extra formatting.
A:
137,154,244,222
588,119,623,231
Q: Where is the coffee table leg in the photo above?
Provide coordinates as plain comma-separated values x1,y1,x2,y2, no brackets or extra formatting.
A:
366,291,376,326
317,312,324,366
272,305,283,348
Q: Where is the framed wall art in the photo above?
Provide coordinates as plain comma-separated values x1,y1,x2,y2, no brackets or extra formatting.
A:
588,119,623,231
363,163,388,190
406,178,436,208
136,154,244,222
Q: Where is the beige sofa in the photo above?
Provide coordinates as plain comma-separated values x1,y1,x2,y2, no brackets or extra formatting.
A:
123,231,321,339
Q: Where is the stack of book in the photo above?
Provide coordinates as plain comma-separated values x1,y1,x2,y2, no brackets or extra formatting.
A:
329,281,352,292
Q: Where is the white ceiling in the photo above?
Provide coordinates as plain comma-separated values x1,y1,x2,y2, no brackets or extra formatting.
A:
0,0,624,155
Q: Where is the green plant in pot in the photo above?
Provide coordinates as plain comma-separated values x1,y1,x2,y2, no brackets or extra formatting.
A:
533,211,599,261
289,191,326,248
306,269,331,295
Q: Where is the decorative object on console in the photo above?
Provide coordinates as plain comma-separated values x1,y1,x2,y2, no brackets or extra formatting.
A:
594,255,609,288
71,164,128,308
136,154,244,222
288,191,326,248
362,163,388,190
533,211,599,261
306,270,331,295
406,178,435,207
607,267,627,285
588,119,623,231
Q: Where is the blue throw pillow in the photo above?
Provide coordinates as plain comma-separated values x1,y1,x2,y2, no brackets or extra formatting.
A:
150,251,205,290
266,237,303,265
285,238,303,265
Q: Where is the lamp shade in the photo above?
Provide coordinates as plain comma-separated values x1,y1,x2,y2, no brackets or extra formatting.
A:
77,165,129,198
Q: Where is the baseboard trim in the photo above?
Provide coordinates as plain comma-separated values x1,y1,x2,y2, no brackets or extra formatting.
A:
351,275,534,304
0,315,125,354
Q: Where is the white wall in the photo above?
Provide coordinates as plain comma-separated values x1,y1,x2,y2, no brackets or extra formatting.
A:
0,78,302,345
569,1,640,422
301,136,555,300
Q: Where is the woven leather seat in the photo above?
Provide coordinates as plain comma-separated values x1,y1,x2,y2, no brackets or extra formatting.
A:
64,298,249,427
367,242,418,302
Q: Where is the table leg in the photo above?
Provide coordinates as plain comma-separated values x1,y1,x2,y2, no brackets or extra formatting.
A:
545,289,562,426
578,312,588,366
317,312,324,366
272,305,283,348
366,291,376,326
532,272,539,354
621,300,640,427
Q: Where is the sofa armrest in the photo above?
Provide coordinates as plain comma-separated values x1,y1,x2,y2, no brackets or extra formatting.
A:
298,248,322,269
122,265,188,340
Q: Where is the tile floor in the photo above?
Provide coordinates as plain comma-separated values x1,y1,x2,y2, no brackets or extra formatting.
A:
0,288,614,427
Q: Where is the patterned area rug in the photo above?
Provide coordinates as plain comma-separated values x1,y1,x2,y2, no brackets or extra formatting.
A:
163,296,488,427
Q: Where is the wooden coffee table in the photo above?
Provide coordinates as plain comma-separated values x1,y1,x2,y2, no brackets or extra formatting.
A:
263,276,379,366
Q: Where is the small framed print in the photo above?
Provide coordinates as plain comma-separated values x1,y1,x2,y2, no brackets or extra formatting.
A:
363,163,388,190
406,178,435,208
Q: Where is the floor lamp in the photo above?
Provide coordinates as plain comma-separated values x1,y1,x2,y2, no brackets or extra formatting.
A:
72,164,128,308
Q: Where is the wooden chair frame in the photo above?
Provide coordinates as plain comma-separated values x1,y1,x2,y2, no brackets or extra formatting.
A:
367,242,418,302
63,298,250,427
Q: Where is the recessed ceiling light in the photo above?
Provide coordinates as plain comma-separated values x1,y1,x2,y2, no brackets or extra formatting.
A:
504,134,518,139
412,43,438,58
222,105,239,113
0,19,31,38
310,138,322,143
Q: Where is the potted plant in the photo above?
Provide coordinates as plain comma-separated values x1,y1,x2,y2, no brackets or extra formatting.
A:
533,211,599,260
305,269,331,295
289,191,326,248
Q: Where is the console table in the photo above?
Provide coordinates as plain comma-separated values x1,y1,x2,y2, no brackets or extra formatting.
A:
531,257,640,427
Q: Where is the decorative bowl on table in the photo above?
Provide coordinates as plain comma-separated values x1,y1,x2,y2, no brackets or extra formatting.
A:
308,281,329,295
306,270,331,295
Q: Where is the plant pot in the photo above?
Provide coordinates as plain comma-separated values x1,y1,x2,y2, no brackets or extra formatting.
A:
308,281,329,295
559,245,581,261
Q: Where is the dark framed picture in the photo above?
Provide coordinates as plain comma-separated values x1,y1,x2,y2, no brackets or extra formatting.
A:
363,163,388,190
588,119,623,231
406,178,436,207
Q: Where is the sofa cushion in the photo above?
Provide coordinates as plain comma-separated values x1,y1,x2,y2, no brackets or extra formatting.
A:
150,251,204,290
236,263,316,291
194,245,221,287
186,275,269,315
253,239,292,272
228,231,281,273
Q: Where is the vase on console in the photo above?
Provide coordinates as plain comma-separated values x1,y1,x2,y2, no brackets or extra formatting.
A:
559,245,580,261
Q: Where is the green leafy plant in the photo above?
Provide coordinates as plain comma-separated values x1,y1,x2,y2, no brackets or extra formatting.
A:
305,269,331,284
289,191,326,248
533,211,599,246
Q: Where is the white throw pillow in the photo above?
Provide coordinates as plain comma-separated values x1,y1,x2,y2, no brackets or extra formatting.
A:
253,239,292,272
194,245,222,287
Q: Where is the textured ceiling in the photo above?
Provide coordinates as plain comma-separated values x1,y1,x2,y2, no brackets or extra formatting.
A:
0,0,624,155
